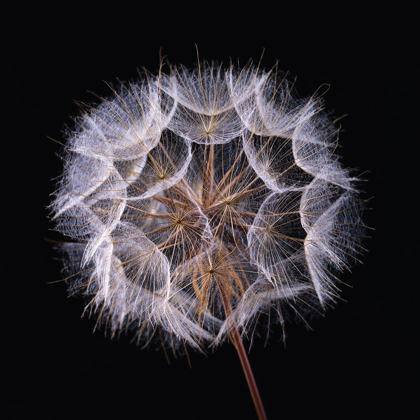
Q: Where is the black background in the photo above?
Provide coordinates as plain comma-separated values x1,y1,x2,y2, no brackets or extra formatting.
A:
5,5,418,419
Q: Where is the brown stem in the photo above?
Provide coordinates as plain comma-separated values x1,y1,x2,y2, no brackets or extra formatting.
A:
216,280,267,420
230,323,268,420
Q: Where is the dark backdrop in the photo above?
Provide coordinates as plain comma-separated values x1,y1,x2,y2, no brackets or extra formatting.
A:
5,5,417,419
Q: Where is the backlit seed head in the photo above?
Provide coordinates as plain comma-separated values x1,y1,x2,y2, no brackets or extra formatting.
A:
50,60,365,352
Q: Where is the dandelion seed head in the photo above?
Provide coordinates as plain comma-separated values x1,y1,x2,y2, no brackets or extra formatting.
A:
50,59,365,353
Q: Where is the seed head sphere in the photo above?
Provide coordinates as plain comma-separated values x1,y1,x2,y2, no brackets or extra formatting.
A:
51,61,365,352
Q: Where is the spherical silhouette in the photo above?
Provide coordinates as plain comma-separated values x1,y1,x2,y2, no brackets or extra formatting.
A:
51,61,365,352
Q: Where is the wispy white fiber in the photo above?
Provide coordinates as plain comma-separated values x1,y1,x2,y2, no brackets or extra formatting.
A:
51,60,365,352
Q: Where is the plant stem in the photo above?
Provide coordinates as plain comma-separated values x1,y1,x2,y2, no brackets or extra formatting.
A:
230,323,268,420
216,276,267,419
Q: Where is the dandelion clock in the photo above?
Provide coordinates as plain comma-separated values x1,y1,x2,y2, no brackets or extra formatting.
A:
50,59,365,419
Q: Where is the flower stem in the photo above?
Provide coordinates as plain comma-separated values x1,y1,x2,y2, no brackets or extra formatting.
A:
230,323,268,420
216,277,267,419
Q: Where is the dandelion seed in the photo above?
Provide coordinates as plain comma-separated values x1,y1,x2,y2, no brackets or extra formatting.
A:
50,58,365,420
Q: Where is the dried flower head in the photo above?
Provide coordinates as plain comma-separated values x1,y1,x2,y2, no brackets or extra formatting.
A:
50,60,365,355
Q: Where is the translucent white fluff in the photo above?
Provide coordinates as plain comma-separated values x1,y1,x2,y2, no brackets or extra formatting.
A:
51,61,365,352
